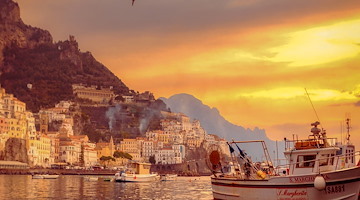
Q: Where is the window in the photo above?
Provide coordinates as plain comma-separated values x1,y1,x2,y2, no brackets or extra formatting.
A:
345,149,349,163
336,148,342,155
329,154,335,165
297,155,316,168
350,149,354,163
319,154,329,166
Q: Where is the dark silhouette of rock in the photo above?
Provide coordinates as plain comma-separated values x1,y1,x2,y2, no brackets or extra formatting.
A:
2,138,28,163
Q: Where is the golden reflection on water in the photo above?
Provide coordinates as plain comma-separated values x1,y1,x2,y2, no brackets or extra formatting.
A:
0,175,212,200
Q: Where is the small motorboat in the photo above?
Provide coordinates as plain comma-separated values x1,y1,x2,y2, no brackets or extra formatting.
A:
32,174,59,179
32,174,44,179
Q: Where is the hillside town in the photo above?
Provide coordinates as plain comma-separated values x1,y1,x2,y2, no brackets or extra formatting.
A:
0,85,229,170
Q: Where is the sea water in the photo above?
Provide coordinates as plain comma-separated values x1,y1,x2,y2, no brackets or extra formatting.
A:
0,175,212,199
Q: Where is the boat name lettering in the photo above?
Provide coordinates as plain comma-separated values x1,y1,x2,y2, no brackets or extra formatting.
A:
289,175,328,183
277,188,308,200
325,185,345,194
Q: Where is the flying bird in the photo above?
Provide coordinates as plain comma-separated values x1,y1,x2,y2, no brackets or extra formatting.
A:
132,0,135,6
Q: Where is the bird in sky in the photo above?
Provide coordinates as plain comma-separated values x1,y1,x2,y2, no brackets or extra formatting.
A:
132,0,135,6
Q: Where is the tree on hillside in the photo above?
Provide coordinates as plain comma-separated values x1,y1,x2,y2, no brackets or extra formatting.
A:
123,152,133,160
149,155,156,164
113,151,133,160
100,156,115,168
113,151,123,158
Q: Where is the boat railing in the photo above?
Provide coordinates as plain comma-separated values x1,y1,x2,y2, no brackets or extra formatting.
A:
274,150,360,175
227,140,274,179
285,137,338,151
333,150,360,171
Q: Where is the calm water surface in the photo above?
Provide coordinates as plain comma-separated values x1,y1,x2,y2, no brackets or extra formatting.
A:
0,175,213,200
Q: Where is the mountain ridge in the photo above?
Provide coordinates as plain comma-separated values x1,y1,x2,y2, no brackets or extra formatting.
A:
160,93,269,139
161,93,284,160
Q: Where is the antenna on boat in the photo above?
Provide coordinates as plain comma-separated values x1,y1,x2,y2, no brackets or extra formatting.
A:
340,120,343,144
305,88,323,131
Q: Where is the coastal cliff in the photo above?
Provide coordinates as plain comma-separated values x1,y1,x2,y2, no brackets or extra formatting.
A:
0,138,28,163
0,0,129,112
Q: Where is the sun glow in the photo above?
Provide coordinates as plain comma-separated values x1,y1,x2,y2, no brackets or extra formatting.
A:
269,18,360,67
240,87,357,101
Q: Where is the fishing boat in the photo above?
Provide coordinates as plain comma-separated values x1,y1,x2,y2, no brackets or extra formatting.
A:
160,174,178,181
114,162,157,182
209,121,360,200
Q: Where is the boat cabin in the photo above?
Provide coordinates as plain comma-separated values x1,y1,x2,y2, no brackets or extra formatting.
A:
127,162,151,175
335,144,356,169
284,121,357,176
284,147,339,175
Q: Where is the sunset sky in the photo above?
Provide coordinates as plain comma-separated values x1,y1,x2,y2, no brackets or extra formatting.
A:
16,0,360,147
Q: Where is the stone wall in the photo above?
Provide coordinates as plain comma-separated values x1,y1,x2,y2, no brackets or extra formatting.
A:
150,159,211,176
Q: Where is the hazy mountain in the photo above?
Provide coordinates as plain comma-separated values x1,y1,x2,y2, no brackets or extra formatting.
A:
161,93,285,161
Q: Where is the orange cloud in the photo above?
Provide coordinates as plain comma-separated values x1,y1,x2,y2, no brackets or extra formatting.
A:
15,0,360,148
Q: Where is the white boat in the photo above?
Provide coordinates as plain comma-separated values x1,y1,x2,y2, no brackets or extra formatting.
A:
114,162,157,182
32,174,59,179
209,121,360,200
32,174,44,179
43,174,59,179
161,174,178,181
84,176,98,181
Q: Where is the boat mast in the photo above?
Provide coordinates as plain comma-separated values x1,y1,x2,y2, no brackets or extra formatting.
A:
276,140,279,167
345,116,351,145
305,88,324,131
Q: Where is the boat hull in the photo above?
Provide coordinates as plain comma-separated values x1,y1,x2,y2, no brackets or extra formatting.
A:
211,167,360,200
32,175,43,179
115,174,158,182
42,175,59,179
32,175,59,179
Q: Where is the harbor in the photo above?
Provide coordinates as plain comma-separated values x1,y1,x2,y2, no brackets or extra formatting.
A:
0,0,359,199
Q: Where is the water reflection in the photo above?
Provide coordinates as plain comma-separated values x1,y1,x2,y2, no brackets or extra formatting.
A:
0,175,212,200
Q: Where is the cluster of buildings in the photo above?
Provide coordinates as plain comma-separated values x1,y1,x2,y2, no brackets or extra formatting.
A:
0,86,98,167
105,112,230,166
0,85,229,169
72,83,155,105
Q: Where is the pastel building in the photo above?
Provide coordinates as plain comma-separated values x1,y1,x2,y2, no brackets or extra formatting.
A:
95,136,115,159
72,84,115,104
141,140,163,163
7,117,27,139
48,134,60,164
119,138,141,161
59,140,81,165
28,133,51,167
0,87,28,140
0,116,9,152
70,135,97,167
83,143,98,167
154,145,184,165
146,130,162,141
